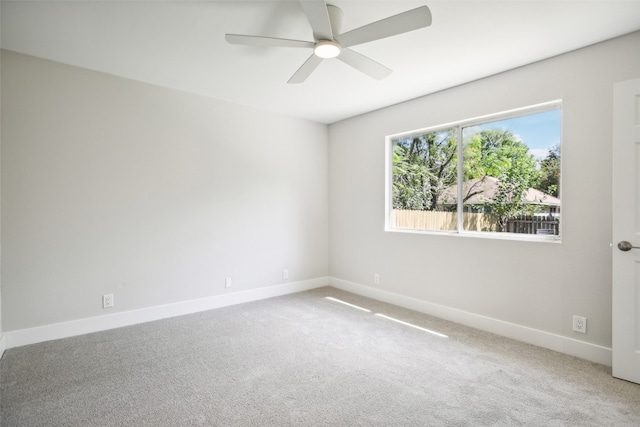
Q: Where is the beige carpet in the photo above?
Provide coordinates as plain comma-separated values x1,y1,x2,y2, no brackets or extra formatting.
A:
2,287,639,426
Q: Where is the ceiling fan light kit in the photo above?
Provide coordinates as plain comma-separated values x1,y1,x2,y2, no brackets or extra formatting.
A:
314,40,341,59
226,0,432,84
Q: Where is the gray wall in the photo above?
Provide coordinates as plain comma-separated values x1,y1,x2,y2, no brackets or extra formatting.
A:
328,32,640,349
1,50,329,331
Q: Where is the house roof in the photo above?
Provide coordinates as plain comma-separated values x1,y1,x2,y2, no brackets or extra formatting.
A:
440,176,560,206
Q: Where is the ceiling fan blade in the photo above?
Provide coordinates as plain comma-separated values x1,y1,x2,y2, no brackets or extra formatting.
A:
337,48,392,80
288,54,323,84
335,6,432,48
225,34,315,49
299,0,334,40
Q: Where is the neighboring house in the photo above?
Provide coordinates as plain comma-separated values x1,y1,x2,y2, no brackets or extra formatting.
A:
439,176,560,215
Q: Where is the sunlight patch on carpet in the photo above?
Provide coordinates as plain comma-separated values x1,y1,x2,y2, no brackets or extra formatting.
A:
326,296,448,338
325,297,372,312
375,313,449,338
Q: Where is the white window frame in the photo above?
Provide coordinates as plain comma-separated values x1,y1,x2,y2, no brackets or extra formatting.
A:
385,100,562,242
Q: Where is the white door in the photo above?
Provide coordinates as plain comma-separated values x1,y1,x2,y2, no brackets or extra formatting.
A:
612,77,640,384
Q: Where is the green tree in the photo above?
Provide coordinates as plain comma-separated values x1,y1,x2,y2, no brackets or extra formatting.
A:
464,129,516,181
491,156,539,231
536,144,560,197
463,129,540,230
393,127,541,232
392,129,457,210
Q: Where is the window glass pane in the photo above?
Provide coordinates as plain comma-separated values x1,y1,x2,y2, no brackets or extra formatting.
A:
391,128,458,231
460,109,561,235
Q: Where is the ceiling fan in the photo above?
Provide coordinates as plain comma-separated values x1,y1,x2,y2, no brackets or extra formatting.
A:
225,1,432,84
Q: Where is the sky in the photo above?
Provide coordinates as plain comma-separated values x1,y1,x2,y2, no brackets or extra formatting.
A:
473,109,562,161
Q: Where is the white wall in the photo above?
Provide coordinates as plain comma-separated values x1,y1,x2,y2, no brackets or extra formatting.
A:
328,32,640,351
1,50,328,332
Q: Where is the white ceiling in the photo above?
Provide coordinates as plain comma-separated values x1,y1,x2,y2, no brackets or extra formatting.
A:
2,0,640,124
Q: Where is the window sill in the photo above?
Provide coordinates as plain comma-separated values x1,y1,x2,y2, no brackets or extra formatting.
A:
385,227,562,244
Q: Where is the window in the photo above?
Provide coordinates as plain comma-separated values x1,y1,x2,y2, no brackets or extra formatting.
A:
387,102,561,240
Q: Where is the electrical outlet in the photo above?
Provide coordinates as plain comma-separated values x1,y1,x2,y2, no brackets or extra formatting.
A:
573,315,587,334
282,269,289,280
374,274,380,285
225,277,232,288
102,294,114,309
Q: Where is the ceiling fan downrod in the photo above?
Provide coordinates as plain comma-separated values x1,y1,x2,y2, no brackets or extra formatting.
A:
313,4,343,58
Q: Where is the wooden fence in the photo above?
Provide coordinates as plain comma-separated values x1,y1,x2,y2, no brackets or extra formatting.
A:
392,210,559,235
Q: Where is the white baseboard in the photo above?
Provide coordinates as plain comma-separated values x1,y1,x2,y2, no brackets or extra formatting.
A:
0,334,5,359
4,277,328,350
329,277,612,366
